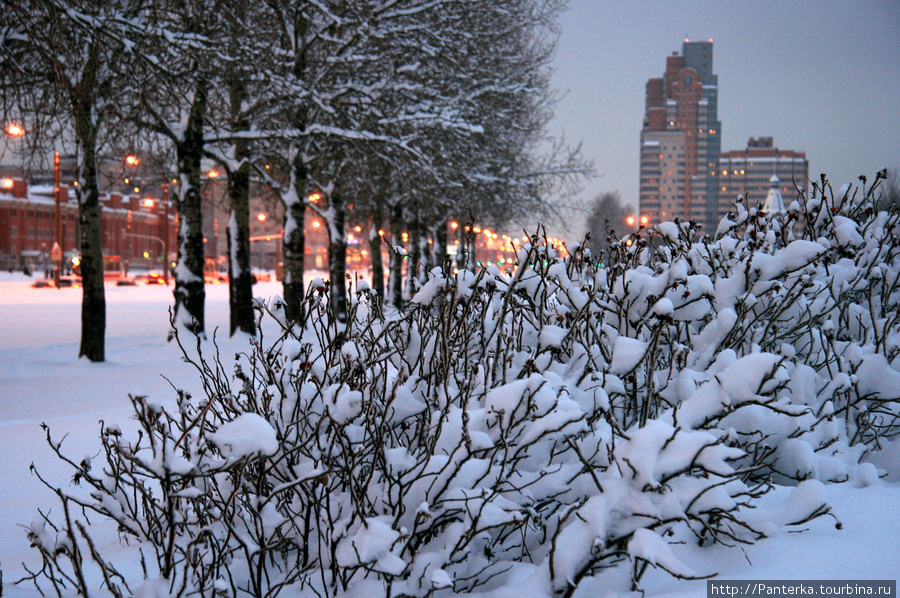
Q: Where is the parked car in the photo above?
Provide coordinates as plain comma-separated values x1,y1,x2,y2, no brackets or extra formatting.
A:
32,276,79,288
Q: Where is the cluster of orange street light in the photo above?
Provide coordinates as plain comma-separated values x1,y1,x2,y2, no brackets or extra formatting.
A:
626,215,650,227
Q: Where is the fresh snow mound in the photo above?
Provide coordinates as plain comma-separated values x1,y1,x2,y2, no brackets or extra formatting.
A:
210,413,279,460
628,528,697,578
611,336,648,375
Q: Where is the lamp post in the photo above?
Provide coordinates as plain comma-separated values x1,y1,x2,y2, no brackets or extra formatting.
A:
53,151,62,288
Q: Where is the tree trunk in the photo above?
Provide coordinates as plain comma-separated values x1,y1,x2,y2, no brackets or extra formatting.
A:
282,155,306,323
226,193,254,334
173,81,207,336
433,220,448,273
419,225,431,274
456,223,467,272
75,106,105,362
387,203,405,307
327,190,348,323
226,79,255,336
467,232,477,271
405,212,421,298
369,205,385,301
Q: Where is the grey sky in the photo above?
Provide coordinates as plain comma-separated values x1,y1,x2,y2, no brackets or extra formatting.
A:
550,0,900,216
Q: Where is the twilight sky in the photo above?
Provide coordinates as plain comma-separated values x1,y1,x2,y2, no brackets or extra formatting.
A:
549,0,900,213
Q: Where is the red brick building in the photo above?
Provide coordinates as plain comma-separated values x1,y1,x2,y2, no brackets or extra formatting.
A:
0,177,175,273
639,40,722,232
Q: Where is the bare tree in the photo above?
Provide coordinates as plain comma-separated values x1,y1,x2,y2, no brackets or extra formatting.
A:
1,0,142,361
126,0,230,337
586,190,633,254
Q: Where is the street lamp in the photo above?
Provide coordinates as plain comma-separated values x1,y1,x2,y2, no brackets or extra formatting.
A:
5,123,25,137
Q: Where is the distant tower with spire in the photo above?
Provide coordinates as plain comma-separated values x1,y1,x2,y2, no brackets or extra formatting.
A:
762,174,786,215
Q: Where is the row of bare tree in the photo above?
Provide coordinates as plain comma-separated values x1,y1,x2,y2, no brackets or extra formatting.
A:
1,0,589,361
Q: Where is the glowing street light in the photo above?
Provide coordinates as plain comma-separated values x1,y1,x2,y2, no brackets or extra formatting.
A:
626,216,636,226
207,169,220,178
1,177,13,189
125,154,140,166
5,123,25,137
640,216,649,225
257,213,267,222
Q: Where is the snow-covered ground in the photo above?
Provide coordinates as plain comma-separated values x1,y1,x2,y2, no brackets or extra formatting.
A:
0,273,897,596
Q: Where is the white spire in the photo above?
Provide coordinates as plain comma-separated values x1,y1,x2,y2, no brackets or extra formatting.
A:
762,174,786,214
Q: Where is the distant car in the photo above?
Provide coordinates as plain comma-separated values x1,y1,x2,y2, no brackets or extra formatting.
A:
204,273,228,284
145,272,168,284
32,276,78,288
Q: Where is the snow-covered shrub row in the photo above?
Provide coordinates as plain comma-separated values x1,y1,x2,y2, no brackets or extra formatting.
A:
24,173,898,597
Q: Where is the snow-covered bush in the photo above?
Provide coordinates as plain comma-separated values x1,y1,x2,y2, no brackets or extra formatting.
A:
23,173,899,597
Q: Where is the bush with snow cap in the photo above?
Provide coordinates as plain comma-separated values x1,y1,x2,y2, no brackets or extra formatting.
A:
23,173,899,597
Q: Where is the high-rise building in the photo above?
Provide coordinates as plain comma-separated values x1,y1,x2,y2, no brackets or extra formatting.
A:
639,40,721,232
718,137,808,213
